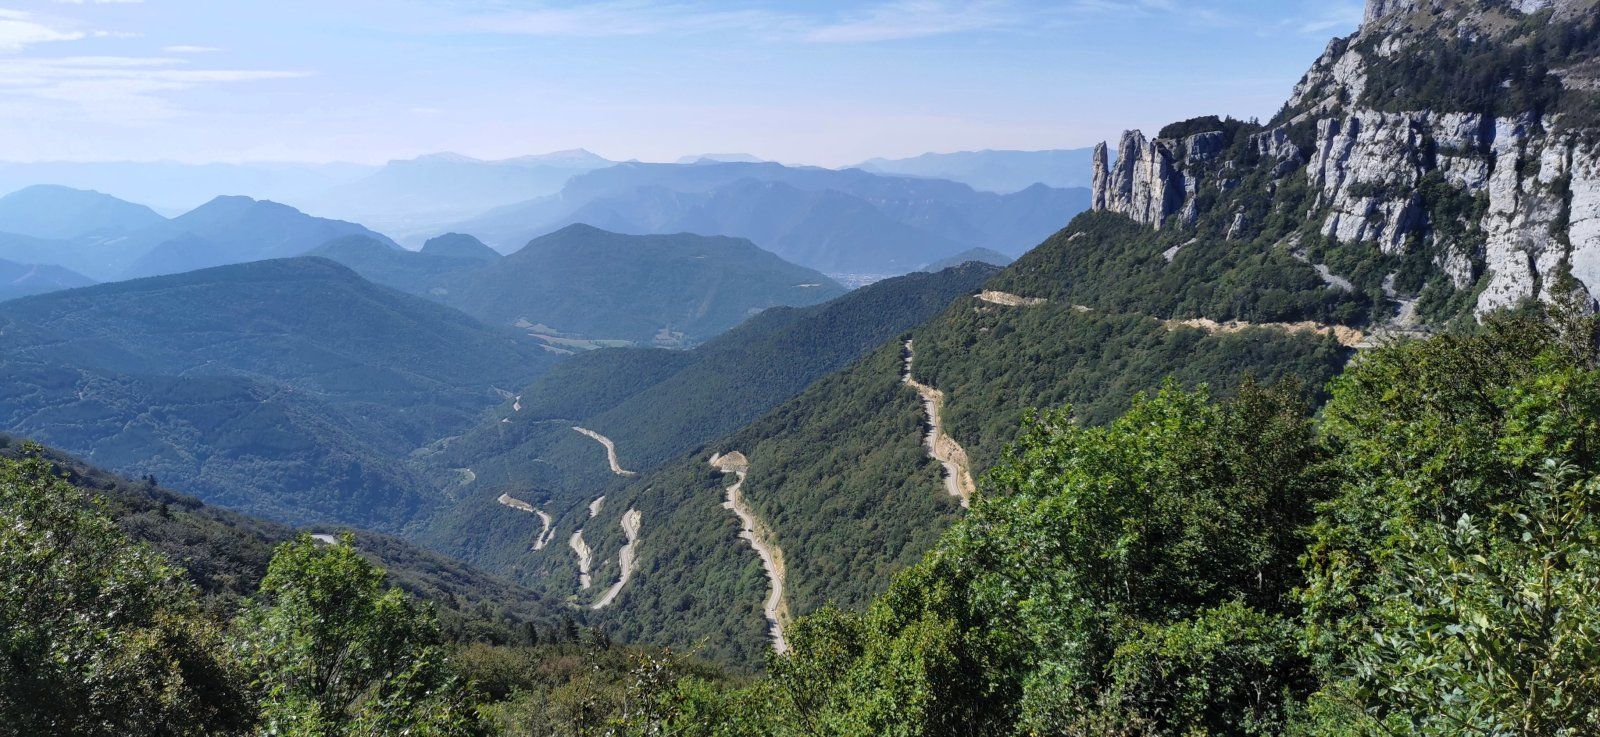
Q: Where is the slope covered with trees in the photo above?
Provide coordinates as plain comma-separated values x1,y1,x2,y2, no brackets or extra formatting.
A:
605,310,1600,736
0,257,554,527
414,264,1001,585
443,224,845,346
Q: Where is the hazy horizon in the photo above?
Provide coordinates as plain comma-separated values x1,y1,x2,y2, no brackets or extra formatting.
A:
0,0,1364,167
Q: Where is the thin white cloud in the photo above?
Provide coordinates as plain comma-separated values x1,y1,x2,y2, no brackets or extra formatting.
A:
447,0,1026,43
164,45,223,53
0,9,86,53
51,0,145,4
450,1,792,38
804,0,1014,43
1293,2,1363,34
0,55,310,121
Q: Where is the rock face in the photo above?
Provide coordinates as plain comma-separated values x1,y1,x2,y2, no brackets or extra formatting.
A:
1090,0,1600,317
1093,132,1184,229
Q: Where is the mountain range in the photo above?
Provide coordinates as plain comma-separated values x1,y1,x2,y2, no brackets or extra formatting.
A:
395,0,1600,669
0,186,396,282
7,0,1595,683
314,225,847,346
855,148,1096,193
449,160,1090,276
290,150,615,241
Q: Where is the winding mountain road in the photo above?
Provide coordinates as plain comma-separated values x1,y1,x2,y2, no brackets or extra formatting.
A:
591,508,643,610
712,452,790,653
573,427,637,476
497,493,556,551
901,340,976,508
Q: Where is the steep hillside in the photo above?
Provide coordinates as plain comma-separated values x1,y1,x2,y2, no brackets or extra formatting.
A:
449,161,1089,275
0,433,561,639
0,258,94,301
443,224,846,346
0,258,553,526
586,276,1350,664
413,265,1000,577
118,196,400,280
1086,0,1600,326
856,148,1097,193
495,1,1600,667
0,184,166,239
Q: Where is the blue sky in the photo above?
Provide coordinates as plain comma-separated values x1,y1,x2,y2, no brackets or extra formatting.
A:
0,1,1363,166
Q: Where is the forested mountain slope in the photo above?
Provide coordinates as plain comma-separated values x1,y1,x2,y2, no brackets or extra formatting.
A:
525,0,1600,668
442,225,846,346
411,264,1000,585
0,258,554,527
314,225,845,348
0,434,560,638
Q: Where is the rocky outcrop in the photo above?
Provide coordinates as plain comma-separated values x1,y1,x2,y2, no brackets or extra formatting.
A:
1092,131,1186,229
1091,0,1600,319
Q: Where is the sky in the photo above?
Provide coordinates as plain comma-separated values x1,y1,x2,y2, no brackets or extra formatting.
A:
0,1,1364,167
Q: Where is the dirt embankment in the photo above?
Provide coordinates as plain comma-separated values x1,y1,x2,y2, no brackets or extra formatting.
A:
901,341,976,508
573,427,637,476
569,531,593,590
591,508,643,610
711,452,790,654
976,290,1047,307
977,290,1371,349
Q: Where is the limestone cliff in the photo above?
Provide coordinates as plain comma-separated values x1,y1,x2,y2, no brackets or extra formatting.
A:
1089,0,1600,319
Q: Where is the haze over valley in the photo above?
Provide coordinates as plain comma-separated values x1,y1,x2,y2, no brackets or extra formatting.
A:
7,1,1600,734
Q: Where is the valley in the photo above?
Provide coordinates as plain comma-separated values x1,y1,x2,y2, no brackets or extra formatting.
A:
6,0,1600,733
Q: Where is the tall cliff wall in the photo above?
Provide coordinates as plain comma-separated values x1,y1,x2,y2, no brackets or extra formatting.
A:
1089,0,1600,319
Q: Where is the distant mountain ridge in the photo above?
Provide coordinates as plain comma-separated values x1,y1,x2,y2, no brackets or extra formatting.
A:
0,184,166,239
856,148,1096,193
313,225,846,347
0,187,399,282
446,224,846,346
295,150,614,242
0,258,95,302
450,160,1090,275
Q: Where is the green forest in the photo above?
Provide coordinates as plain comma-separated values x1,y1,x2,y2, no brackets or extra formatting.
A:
13,308,1600,735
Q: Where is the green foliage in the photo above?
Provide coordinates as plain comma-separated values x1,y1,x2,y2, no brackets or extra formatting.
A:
234,536,488,736
0,448,253,736
1354,10,1600,128
0,433,563,645
647,382,1325,735
993,212,1369,326
1301,313,1600,735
